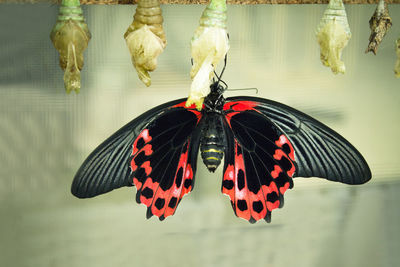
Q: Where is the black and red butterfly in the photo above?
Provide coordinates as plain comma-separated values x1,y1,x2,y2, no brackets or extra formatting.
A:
72,76,371,223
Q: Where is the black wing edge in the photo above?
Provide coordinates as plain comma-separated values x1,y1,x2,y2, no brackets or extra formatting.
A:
226,96,372,185
71,98,187,198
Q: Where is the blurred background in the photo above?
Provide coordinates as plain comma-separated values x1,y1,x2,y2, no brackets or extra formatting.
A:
1,3,400,267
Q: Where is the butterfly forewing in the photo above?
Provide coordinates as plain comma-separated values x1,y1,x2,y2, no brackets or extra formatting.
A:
230,96,372,185
71,99,186,198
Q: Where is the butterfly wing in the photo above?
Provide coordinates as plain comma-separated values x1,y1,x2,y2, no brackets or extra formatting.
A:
72,99,202,220
221,98,371,223
222,101,296,223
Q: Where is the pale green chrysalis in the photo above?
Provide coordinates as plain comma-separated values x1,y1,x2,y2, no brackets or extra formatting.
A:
50,0,91,94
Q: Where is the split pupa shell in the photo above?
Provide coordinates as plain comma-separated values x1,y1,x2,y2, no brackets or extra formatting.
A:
187,0,229,110
316,0,351,74
124,0,166,87
50,0,91,94
366,0,392,55
190,0,229,80
395,38,400,78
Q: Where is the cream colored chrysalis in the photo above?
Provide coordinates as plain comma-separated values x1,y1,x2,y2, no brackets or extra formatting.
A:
124,0,167,87
316,0,351,75
395,38,400,78
366,0,392,55
187,0,229,110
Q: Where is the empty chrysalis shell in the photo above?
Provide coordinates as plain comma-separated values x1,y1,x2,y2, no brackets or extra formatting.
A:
187,0,229,110
316,0,351,75
124,0,167,87
395,38,400,78
50,0,91,94
366,0,392,55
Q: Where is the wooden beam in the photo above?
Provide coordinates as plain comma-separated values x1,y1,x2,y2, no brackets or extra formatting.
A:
2,0,399,4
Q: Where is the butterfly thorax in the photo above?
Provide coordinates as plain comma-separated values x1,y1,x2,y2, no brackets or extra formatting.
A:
203,81,226,113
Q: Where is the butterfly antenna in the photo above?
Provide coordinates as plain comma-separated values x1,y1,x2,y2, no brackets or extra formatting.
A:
219,79,228,89
213,55,227,81
211,55,228,94
226,87,259,94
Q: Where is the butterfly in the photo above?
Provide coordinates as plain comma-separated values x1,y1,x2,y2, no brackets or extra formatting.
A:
71,76,371,223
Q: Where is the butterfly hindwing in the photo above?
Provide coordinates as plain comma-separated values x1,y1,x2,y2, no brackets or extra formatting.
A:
71,99,202,220
130,105,202,219
221,97,371,223
222,101,296,223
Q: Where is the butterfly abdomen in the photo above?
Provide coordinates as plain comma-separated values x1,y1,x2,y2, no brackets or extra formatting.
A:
201,142,224,172
200,113,226,172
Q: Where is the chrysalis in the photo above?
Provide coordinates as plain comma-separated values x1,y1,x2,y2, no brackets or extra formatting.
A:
50,0,91,94
365,0,392,55
316,0,351,75
395,38,400,78
124,0,167,87
187,0,230,110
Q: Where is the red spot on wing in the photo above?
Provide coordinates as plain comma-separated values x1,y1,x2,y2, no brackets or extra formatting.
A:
233,143,251,221
171,101,203,121
185,164,192,179
268,181,279,195
223,101,260,128
271,165,282,179
222,164,235,201
249,190,267,221
224,112,239,127
130,145,153,173
275,134,295,161
172,101,199,109
223,101,259,111
261,185,271,197
130,160,138,173
280,182,290,195
266,200,280,211
273,148,296,178
182,164,193,196
142,144,153,156
141,161,152,176
151,188,169,217
273,149,286,161
287,164,295,177
171,101,187,108
132,129,152,156
133,177,142,191
130,129,154,173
